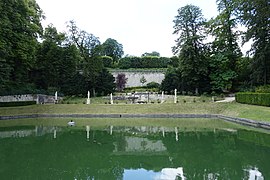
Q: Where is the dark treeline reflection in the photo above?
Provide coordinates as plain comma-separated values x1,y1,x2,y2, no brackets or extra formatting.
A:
0,126,269,179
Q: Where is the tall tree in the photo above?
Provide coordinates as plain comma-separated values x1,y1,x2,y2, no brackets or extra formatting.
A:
161,67,181,93
207,0,242,92
83,56,104,96
34,25,79,92
35,39,62,89
235,57,253,90
234,0,270,85
66,20,100,59
66,21,114,96
95,68,115,96
97,38,124,64
0,0,43,92
172,4,209,93
43,24,66,45
59,44,80,93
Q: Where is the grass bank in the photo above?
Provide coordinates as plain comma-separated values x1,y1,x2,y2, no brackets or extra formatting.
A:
0,101,270,122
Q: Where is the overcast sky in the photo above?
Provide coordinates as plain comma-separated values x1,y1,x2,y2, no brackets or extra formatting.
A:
35,0,231,57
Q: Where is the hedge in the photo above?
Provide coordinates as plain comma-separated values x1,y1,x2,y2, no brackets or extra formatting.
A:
0,101,36,107
118,56,172,69
236,92,270,106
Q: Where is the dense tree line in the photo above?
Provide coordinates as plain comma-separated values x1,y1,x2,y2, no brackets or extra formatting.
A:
0,0,43,93
0,0,269,96
0,1,118,96
118,56,176,69
161,0,270,94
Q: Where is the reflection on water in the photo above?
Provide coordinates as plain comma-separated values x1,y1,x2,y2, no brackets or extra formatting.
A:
113,136,167,155
244,167,264,180
155,167,185,180
0,125,269,179
175,127,179,141
124,167,185,180
0,126,60,138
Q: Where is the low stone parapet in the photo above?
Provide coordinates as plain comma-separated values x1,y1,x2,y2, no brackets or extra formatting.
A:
1,113,269,130
0,94,62,104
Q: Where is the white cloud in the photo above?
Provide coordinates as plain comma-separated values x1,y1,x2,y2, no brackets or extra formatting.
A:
36,0,219,57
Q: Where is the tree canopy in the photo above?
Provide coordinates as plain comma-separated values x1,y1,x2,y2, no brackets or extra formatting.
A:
0,0,43,92
96,38,124,64
207,0,242,91
1,0,269,96
161,1,270,94
0,4,116,96
172,5,209,93
235,0,270,85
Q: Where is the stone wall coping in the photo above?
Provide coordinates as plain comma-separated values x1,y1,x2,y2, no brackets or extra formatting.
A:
0,113,269,130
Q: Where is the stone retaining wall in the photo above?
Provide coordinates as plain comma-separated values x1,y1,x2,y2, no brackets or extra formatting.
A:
0,94,62,104
217,115,270,130
111,71,165,87
1,114,269,130
0,94,36,102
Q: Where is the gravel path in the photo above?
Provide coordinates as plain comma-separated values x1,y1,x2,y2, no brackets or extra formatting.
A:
216,97,235,103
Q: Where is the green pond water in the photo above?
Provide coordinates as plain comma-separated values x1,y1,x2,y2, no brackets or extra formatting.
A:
0,125,269,179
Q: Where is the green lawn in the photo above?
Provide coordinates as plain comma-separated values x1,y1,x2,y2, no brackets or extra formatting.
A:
0,99,270,122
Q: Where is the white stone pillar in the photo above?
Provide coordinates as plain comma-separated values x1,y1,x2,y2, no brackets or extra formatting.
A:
161,91,164,103
36,95,39,104
195,88,199,95
174,89,177,104
86,126,90,140
175,127,178,141
110,93,113,104
87,91,90,104
162,127,165,137
110,125,113,135
53,129,57,139
55,91,58,104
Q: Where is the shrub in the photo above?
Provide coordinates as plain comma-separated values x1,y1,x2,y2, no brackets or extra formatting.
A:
236,92,270,106
118,56,171,69
256,85,270,93
146,82,160,89
0,101,36,107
